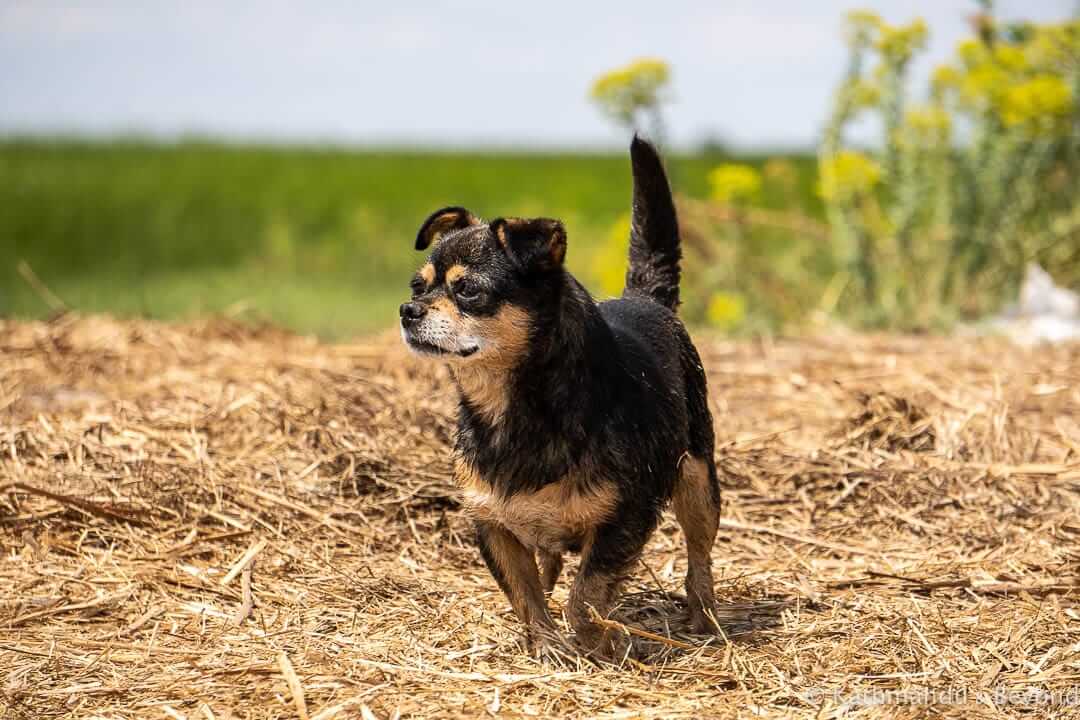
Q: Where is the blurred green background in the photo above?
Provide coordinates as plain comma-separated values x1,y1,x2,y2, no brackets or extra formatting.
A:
0,140,817,337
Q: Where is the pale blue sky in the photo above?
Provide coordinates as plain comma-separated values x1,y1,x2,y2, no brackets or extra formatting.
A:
1,1,1074,149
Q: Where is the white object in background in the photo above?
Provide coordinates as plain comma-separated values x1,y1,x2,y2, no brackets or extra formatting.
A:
1017,262,1080,317
989,263,1080,345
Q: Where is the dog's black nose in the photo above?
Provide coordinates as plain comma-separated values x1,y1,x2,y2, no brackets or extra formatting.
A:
400,302,426,324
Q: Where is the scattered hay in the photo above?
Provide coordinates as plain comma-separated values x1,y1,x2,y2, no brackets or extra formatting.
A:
834,392,936,453
2,316,1079,719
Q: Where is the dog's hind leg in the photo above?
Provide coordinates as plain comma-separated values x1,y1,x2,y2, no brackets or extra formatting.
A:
537,549,563,594
672,454,720,634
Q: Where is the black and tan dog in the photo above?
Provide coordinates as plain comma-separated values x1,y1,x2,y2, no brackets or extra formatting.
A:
400,137,720,656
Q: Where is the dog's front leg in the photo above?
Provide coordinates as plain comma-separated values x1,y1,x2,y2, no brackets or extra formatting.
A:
475,520,554,639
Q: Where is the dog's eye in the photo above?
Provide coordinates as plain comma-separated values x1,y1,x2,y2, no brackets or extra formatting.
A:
410,277,426,296
454,280,482,302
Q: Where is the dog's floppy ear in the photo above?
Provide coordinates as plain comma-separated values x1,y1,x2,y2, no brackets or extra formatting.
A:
415,206,480,250
490,217,567,274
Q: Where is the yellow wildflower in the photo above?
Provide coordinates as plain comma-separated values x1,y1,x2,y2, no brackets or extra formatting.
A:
1000,74,1073,133
818,150,881,203
845,10,882,48
959,64,1008,110
931,64,961,102
705,292,746,331
589,58,671,127
708,164,762,205
876,18,928,64
932,64,961,89
846,10,882,30
992,43,1027,72
905,105,952,145
850,78,881,109
1026,20,1080,71
957,38,988,68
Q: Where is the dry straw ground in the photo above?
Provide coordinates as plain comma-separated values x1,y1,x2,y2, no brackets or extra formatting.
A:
2,315,1079,719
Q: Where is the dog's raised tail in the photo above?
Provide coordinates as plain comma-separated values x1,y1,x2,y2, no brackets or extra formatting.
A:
624,135,681,311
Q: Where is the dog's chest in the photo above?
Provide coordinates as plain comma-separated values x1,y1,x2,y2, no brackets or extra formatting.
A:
456,463,616,552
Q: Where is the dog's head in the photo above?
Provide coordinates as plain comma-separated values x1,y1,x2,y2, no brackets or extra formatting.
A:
400,206,566,366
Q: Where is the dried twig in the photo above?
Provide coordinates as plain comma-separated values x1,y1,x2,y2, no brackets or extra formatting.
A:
278,651,309,720
587,607,696,651
231,563,255,625
221,538,267,586
16,260,67,312
3,482,146,525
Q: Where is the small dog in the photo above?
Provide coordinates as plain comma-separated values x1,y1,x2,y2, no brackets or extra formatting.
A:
400,137,719,656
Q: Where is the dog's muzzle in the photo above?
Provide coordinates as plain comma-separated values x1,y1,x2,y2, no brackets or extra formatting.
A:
399,302,479,358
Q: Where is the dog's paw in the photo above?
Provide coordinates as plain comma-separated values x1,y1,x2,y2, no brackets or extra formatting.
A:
525,623,576,663
574,626,634,664
688,608,722,636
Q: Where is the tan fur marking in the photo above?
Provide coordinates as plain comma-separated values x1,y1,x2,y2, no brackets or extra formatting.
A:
482,523,550,627
537,549,563,594
453,456,486,495
453,367,508,425
473,305,531,370
460,473,618,554
457,455,551,627
451,305,531,425
419,263,435,287
425,209,476,247
674,456,718,557
445,264,466,285
672,455,719,633
429,296,462,322
456,461,621,650
549,243,566,266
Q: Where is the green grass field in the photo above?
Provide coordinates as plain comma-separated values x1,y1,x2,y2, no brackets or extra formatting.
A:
1,139,817,337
